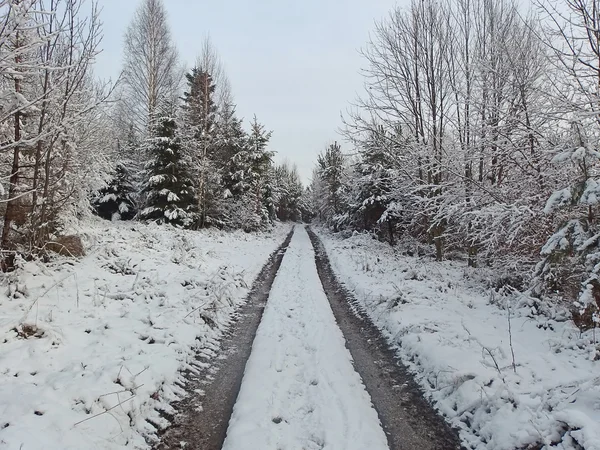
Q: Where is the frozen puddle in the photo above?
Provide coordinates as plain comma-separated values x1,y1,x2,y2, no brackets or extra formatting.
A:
222,226,389,450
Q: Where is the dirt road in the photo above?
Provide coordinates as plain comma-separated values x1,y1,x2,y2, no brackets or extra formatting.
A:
156,226,462,450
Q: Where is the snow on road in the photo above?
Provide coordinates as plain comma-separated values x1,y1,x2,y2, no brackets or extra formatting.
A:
222,226,389,450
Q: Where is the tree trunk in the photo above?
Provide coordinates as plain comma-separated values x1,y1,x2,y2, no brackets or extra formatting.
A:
2,31,23,250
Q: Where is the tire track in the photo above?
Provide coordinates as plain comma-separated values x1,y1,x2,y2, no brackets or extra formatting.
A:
155,227,294,450
307,227,464,450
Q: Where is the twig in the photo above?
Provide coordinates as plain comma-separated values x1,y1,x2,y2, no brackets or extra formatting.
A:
506,297,517,374
183,300,211,319
482,346,504,379
97,384,144,399
23,272,77,321
73,395,135,427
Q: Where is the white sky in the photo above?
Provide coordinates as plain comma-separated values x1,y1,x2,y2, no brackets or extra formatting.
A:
94,0,401,183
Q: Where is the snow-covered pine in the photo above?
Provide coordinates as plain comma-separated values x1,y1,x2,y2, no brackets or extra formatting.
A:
348,126,398,243
139,117,198,227
181,62,220,228
269,162,310,222
314,141,348,229
93,157,137,222
220,115,274,230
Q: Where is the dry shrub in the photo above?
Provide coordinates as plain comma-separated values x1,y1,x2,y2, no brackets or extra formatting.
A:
572,279,600,331
46,235,85,257
13,324,44,339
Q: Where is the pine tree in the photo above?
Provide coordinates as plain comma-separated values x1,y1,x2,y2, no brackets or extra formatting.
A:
534,127,600,330
316,141,347,225
219,109,249,197
271,163,306,222
348,127,399,243
93,161,137,221
140,117,197,227
220,116,273,229
93,131,138,221
181,67,220,227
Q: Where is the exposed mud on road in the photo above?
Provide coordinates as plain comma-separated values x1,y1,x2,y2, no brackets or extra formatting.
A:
155,227,294,450
307,227,464,450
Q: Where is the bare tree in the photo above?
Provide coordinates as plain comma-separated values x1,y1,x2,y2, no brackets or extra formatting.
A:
0,0,112,254
121,0,180,137
195,36,232,113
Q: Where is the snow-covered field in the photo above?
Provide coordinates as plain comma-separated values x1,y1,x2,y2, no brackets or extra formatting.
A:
316,229,600,450
223,226,388,450
0,219,290,450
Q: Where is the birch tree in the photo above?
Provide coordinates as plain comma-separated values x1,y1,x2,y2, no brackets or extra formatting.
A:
121,0,180,138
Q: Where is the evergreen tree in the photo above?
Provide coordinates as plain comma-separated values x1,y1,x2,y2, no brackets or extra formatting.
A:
221,116,274,229
93,161,137,221
348,127,398,242
139,117,197,227
216,103,247,197
93,129,139,221
316,141,347,225
181,67,220,227
271,163,306,222
534,128,600,330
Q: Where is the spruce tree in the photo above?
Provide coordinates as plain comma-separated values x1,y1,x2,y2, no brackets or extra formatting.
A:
221,116,273,229
93,129,139,221
93,161,137,221
140,117,197,227
350,127,395,230
316,141,346,223
182,67,221,227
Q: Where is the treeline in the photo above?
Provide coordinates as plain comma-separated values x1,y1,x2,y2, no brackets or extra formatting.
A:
0,0,311,262
312,0,600,328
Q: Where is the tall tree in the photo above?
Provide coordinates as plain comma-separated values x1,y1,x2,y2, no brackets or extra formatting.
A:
315,141,347,226
121,0,180,138
182,66,218,227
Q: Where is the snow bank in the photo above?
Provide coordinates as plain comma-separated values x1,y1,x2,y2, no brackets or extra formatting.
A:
0,219,290,449
317,229,600,450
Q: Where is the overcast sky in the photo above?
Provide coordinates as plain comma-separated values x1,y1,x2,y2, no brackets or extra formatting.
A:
94,0,400,183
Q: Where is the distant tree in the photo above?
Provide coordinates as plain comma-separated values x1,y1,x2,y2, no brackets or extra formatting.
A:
316,141,347,225
271,163,306,222
139,118,197,227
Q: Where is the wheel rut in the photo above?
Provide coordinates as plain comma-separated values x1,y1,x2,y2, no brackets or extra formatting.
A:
307,227,464,450
154,227,294,450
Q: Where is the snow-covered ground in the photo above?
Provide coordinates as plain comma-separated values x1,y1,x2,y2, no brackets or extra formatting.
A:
222,226,389,450
0,219,290,450
316,229,600,450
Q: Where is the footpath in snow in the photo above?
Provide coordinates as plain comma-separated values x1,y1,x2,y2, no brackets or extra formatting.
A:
317,229,600,450
222,226,389,450
0,220,290,449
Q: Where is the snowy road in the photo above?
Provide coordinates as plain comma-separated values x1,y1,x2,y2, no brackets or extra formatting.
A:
221,226,390,450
